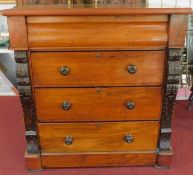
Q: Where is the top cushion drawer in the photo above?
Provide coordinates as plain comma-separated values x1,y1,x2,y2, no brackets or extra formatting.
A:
31,51,165,87
27,15,168,50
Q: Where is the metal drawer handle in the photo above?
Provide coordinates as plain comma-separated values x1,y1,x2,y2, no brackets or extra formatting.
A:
64,136,73,145
62,101,71,110
126,101,135,110
59,66,70,76
128,65,137,74
124,134,134,143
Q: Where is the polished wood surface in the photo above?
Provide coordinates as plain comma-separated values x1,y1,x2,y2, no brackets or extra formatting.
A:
27,16,167,50
3,2,191,169
169,15,188,47
7,17,28,50
38,121,159,153
27,15,168,23
35,87,162,122
31,51,165,87
3,6,192,16
42,152,156,167
25,152,42,171
156,151,173,168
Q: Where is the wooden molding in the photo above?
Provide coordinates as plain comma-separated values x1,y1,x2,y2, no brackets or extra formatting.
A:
3,7,192,16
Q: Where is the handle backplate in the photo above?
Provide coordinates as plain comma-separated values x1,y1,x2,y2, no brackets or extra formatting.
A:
64,136,73,145
124,134,134,143
128,65,137,74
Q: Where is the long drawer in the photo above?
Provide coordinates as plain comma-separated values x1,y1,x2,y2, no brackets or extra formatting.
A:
27,15,168,50
35,87,162,122
31,51,165,87
41,152,156,168
38,121,159,153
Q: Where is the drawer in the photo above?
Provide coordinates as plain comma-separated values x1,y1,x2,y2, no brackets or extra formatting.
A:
27,15,168,50
38,121,159,153
41,152,156,167
35,87,162,122
31,51,165,87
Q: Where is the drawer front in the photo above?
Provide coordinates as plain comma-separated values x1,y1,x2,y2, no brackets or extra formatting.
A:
27,15,168,50
35,87,162,122
41,152,156,168
31,51,165,87
38,121,159,153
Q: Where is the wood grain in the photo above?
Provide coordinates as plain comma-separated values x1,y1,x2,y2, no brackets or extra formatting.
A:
27,15,168,23
3,2,191,169
27,16,168,49
7,16,28,50
3,7,192,17
31,51,165,87
25,151,42,171
169,15,188,47
156,151,173,168
41,151,156,167
38,121,159,153
35,87,162,122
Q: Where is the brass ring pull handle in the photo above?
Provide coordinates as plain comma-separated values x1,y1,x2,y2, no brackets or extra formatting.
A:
59,66,70,76
128,65,137,74
64,136,73,145
62,101,71,110
126,101,135,110
124,134,134,143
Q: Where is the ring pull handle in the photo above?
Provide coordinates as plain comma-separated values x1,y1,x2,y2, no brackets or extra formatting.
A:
126,101,135,110
62,101,71,110
124,134,134,143
59,66,70,76
64,136,73,145
128,65,137,74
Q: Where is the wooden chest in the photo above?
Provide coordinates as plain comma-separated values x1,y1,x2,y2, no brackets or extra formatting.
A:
3,1,192,170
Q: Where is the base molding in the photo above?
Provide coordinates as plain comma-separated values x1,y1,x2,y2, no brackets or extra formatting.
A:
25,151,42,171
24,151,174,169
41,151,156,168
156,151,173,169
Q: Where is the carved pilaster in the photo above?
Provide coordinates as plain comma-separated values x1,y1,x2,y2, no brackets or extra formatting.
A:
18,0,146,5
187,66,193,109
156,48,183,168
15,51,39,154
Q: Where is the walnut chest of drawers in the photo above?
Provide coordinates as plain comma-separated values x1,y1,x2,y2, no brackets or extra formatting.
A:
3,2,192,170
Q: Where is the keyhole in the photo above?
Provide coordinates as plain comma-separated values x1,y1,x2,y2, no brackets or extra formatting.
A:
96,88,102,93
96,122,101,128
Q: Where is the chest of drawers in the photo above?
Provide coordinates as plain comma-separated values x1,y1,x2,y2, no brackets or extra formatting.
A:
3,2,192,171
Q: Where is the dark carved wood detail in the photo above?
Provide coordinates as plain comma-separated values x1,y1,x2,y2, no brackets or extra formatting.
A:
158,48,182,153
187,86,193,109
187,66,193,109
19,0,146,5
15,51,39,154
